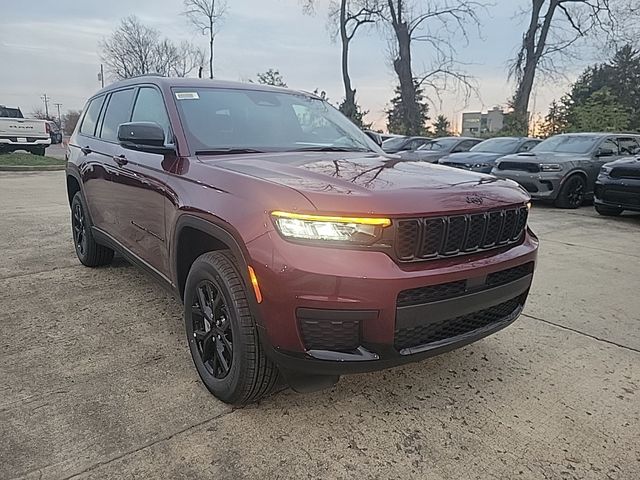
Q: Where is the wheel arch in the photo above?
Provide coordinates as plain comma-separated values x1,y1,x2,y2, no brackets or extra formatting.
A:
172,215,254,303
66,170,82,206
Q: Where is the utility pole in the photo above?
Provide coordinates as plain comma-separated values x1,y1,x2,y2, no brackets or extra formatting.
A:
98,64,105,88
54,103,62,127
41,93,50,118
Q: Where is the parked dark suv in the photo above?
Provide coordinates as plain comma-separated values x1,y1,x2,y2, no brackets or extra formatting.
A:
66,76,538,405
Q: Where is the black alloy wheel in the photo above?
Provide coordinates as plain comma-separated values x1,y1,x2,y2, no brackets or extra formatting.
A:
72,201,88,258
556,175,586,209
70,192,114,267
191,279,233,379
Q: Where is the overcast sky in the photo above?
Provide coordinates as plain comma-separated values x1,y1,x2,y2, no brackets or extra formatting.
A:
1,0,591,131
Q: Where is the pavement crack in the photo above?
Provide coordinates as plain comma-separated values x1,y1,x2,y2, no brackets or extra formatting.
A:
522,313,640,354
0,265,79,281
58,408,235,480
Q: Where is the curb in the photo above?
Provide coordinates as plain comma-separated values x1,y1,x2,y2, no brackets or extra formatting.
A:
0,165,66,172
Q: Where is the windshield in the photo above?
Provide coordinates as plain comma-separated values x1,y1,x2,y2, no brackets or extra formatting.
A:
471,137,520,154
418,138,459,151
382,137,407,150
533,135,600,154
173,87,378,154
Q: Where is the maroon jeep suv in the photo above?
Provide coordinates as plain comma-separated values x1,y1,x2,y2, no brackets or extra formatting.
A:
66,76,538,405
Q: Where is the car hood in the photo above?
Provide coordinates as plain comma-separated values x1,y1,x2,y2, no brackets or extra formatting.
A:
440,152,504,165
498,151,590,163
604,156,640,169
201,152,529,216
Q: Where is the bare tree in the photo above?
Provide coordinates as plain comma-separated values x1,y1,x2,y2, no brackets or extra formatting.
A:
100,16,159,79
183,0,227,78
304,1,382,125
379,1,483,135
100,16,203,80
510,0,638,133
62,110,82,136
255,69,288,87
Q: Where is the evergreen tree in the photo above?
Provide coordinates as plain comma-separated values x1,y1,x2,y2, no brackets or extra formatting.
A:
432,115,451,137
569,88,630,132
338,96,371,129
386,82,430,135
540,99,569,137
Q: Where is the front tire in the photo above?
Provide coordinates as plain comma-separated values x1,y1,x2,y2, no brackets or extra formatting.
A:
595,204,623,216
555,175,586,209
184,251,278,405
31,147,45,156
71,192,114,267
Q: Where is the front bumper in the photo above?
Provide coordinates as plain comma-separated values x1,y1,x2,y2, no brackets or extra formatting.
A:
247,229,538,375
595,177,640,212
492,169,562,200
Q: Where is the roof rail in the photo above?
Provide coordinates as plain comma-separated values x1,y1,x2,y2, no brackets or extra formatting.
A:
126,73,165,79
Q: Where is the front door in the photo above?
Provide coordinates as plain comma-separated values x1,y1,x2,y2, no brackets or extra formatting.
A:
97,86,172,276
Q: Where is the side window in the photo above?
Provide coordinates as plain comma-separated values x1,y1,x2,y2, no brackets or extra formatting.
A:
455,140,477,152
618,137,640,155
131,87,171,140
99,89,135,142
599,138,619,155
79,96,105,137
518,140,539,152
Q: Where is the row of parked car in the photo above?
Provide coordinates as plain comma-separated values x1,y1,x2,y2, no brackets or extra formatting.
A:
377,133,640,216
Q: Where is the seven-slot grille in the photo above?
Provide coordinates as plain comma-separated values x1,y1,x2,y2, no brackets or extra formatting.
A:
394,206,528,261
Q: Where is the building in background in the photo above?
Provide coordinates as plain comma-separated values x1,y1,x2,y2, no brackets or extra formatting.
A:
461,107,505,136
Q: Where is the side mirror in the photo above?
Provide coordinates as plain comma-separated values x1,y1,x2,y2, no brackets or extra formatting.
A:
118,122,173,153
363,130,383,147
596,147,615,157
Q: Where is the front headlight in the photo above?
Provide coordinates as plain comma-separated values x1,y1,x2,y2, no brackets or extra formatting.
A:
539,163,562,172
271,211,391,244
599,166,612,176
473,163,490,169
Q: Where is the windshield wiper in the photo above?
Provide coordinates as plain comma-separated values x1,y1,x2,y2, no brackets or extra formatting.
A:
195,148,265,155
290,146,372,153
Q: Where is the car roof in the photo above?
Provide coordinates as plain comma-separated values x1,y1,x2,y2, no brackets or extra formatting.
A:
92,75,315,99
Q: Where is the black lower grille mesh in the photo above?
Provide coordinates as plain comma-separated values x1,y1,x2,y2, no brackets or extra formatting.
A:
299,319,360,351
397,280,467,307
487,262,534,286
394,296,523,350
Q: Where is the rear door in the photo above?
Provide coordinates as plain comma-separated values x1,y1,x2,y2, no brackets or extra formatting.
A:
70,94,110,230
102,85,173,275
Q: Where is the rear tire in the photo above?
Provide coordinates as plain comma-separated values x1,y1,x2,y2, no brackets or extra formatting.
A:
71,192,114,267
555,175,586,209
595,204,623,216
184,251,278,405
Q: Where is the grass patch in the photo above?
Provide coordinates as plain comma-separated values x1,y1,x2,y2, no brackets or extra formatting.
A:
0,152,65,166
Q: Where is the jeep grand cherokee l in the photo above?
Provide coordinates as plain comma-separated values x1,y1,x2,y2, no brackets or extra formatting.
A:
66,77,538,405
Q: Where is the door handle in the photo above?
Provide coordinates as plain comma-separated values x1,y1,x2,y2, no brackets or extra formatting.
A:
113,155,128,166
81,146,92,155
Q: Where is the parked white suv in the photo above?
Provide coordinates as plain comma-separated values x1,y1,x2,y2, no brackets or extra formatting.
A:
0,106,51,155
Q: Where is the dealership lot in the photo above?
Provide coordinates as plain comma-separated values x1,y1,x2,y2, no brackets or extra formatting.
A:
1,171,639,480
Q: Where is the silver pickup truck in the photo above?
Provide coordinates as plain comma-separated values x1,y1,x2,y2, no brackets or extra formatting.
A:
0,106,52,155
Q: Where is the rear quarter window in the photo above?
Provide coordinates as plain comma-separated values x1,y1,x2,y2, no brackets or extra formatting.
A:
79,96,105,136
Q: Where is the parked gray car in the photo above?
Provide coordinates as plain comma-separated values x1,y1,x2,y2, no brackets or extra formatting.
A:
491,133,640,208
399,136,482,163
438,137,541,173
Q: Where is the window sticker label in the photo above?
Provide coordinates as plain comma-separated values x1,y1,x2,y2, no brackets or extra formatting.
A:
175,92,200,100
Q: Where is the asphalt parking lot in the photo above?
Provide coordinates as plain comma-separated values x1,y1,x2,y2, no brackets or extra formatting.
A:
1,171,639,480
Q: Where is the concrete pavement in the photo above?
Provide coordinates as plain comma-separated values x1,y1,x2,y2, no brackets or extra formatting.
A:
1,171,638,480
